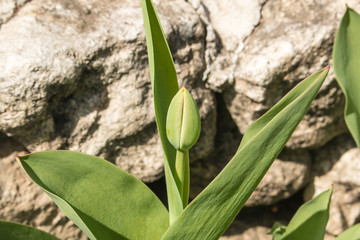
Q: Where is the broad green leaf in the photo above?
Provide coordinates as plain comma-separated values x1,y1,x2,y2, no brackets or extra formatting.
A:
336,223,360,240
333,7,360,147
278,187,332,240
17,151,169,240
141,0,183,224
162,67,329,240
0,220,59,240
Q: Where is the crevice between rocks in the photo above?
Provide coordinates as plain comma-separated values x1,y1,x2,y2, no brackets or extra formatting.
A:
0,132,29,158
241,0,269,47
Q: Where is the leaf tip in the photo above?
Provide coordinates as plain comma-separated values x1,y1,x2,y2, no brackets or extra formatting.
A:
14,154,24,168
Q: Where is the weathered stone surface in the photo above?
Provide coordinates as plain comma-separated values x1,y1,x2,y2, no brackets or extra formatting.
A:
203,0,360,149
304,134,360,238
0,133,86,240
0,0,216,182
0,0,17,25
199,0,265,52
246,149,311,206
190,0,266,93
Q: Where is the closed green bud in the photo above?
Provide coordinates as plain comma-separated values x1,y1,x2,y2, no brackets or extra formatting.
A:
166,87,201,151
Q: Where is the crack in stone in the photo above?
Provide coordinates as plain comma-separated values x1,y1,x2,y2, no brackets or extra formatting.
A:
0,0,32,29
241,0,269,46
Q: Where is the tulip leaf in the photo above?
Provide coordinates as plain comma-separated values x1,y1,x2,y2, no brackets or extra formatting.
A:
17,151,169,240
336,223,360,240
0,220,60,240
141,0,183,224
274,187,332,240
269,222,287,240
333,7,360,147
161,67,329,240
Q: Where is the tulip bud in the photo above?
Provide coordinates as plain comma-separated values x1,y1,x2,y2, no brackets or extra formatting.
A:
166,87,201,151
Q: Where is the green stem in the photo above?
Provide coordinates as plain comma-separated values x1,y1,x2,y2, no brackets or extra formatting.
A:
175,150,189,208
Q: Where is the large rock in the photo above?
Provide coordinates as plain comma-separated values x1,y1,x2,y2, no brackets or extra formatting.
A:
246,149,311,206
0,0,216,182
201,0,360,149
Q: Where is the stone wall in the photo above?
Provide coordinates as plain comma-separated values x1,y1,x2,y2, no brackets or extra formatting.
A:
0,0,359,239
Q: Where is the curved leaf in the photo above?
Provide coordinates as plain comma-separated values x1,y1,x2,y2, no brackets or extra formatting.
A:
269,222,287,240
336,223,360,240
162,67,329,240
17,151,168,240
279,187,332,240
141,0,183,224
0,220,59,240
333,7,360,147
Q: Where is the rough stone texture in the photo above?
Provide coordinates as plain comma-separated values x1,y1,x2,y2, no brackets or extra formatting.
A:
201,0,360,149
304,134,360,238
246,149,311,206
0,0,216,182
198,0,264,52
0,0,15,25
0,133,86,239
0,0,30,26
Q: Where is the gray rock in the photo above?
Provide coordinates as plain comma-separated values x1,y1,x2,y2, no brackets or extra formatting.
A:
0,0,216,182
304,134,360,237
246,149,311,206
200,0,264,52
0,0,14,25
202,0,360,149
194,0,266,93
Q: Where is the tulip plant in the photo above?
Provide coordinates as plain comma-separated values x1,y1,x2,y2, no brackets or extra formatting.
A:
0,1,359,239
